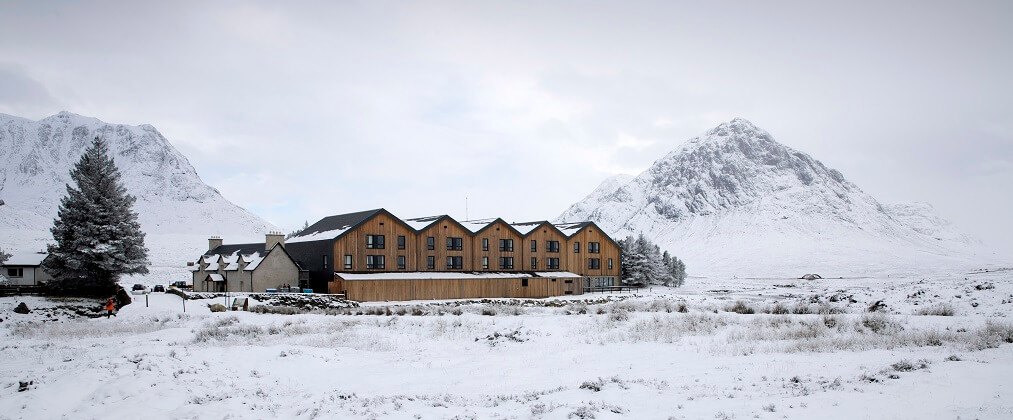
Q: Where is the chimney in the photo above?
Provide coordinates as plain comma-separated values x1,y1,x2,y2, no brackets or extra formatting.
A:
265,231,284,251
208,236,223,252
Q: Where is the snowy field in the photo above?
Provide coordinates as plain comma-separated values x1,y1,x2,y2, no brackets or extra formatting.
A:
2,269,1013,419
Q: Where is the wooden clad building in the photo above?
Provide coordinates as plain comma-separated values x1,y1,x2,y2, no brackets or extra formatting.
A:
284,208,622,301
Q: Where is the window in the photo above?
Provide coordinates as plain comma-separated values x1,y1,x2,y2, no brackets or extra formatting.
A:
343,255,352,270
530,240,537,252
322,255,328,269
589,242,600,254
6,268,23,278
446,237,463,251
547,240,559,253
427,256,435,269
608,258,613,270
574,242,580,253
482,256,489,270
397,235,406,250
499,239,514,252
499,257,514,269
547,258,559,269
397,255,406,270
427,236,435,250
366,234,385,249
588,258,601,270
482,238,489,251
521,278,529,287
446,256,463,269
366,255,385,269
530,257,537,270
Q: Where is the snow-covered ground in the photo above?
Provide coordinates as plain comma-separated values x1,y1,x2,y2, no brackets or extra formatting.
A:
2,269,1012,419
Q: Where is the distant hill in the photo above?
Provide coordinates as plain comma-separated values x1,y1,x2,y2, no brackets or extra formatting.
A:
0,111,276,265
557,118,995,277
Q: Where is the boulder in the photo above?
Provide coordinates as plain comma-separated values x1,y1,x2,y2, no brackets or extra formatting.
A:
14,302,30,314
800,274,823,280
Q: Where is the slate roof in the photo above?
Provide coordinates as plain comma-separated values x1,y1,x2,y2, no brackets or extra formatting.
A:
552,222,593,237
404,215,446,231
287,209,384,243
2,252,48,266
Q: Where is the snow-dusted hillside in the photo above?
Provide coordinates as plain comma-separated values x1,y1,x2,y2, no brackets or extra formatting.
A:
557,118,996,277
0,112,276,266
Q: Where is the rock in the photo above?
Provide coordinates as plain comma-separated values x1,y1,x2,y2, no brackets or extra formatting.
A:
14,302,30,314
208,303,226,312
18,380,32,392
800,274,823,280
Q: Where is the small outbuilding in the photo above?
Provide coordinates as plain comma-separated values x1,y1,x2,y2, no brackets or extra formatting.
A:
0,252,51,286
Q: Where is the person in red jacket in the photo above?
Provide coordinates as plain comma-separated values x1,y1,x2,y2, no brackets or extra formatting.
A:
105,298,116,318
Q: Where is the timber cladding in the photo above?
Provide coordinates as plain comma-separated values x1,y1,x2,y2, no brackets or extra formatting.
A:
519,222,569,271
331,276,581,301
416,217,473,271
471,219,522,271
564,224,622,279
333,212,418,272
286,207,623,299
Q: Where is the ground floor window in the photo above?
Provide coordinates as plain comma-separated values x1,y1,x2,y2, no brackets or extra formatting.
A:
446,256,463,269
499,257,514,269
397,255,406,270
366,255,385,270
546,258,559,269
7,268,23,278
482,256,489,270
584,276,616,288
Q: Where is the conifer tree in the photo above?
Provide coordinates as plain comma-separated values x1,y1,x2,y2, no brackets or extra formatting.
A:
43,137,149,294
0,247,9,265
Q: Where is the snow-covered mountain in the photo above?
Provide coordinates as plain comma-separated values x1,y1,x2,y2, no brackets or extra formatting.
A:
557,118,993,277
0,111,276,265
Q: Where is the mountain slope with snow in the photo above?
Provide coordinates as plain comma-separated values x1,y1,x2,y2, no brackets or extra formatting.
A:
0,111,275,264
557,118,994,277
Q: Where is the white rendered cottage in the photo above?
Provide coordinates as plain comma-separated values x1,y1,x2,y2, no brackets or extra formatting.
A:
189,233,304,292
1,252,51,286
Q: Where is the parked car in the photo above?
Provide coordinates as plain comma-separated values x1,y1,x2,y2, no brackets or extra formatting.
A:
169,281,192,290
131,283,148,295
152,284,165,292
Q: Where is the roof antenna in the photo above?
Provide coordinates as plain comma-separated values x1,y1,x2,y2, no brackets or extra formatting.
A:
465,196,469,221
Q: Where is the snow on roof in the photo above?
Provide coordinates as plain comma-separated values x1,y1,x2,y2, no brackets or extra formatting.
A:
510,221,547,236
205,273,224,282
336,272,534,280
553,222,591,236
3,252,47,266
243,252,266,270
335,271,582,280
288,209,382,243
534,271,582,278
287,226,353,243
404,215,445,231
460,218,497,233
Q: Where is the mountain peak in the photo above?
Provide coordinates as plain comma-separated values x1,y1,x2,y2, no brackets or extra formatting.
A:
556,118,991,275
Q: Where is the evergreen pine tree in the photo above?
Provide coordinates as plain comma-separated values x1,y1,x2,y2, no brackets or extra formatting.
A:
43,137,149,294
0,247,9,265
287,220,310,239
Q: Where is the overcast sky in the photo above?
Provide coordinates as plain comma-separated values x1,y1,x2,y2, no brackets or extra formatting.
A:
1,0,1010,254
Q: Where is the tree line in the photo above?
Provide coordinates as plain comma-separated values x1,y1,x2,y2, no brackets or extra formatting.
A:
619,233,686,287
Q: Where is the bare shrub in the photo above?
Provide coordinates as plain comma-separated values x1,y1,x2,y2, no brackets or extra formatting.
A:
858,313,901,334
767,303,789,315
726,301,756,314
913,303,955,316
481,308,497,316
608,308,630,322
